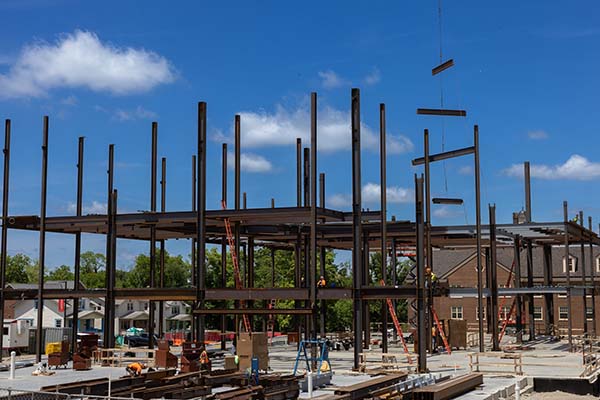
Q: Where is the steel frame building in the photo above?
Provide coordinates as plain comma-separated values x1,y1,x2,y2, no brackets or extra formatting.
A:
0,89,599,373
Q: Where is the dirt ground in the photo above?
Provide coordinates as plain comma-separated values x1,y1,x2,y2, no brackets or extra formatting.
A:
522,391,598,399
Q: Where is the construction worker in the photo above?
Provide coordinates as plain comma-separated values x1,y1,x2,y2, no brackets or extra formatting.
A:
199,346,211,372
317,275,327,288
126,362,147,377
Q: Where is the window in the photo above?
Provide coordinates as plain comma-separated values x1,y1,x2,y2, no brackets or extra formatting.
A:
451,306,463,320
559,307,569,320
144,302,149,310
534,306,543,321
500,306,511,320
79,300,85,310
127,302,134,311
2,327,8,335
587,307,594,320
476,307,486,321
596,257,600,273
34,300,38,310
54,319,62,328
563,256,577,273
171,306,180,315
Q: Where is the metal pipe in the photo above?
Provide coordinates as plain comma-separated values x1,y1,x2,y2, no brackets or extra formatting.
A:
489,205,499,351
589,217,596,336
474,125,484,352
351,88,363,370
380,104,388,353
415,174,427,372
104,144,115,349
148,122,157,348
221,143,227,350
35,116,49,363
563,201,572,350
195,102,207,343
158,157,166,338
310,92,317,340
0,120,11,363
524,162,532,222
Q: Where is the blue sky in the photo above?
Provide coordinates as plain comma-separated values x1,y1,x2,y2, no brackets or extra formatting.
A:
1,1,599,270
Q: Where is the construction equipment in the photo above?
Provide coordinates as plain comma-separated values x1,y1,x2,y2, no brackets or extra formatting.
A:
292,339,330,375
430,305,452,354
222,200,251,333
380,279,413,364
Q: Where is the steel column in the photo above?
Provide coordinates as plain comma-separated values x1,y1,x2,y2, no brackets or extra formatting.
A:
319,172,326,338
380,104,388,353
474,125,484,352
196,102,207,343
310,92,318,340
514,236,523,343
526,241,535,340
524,162,532,223
190,155,197,340
107,189,117,349
221,143,227,350
589,217,597,336
104,144,115,349
158,157,166,338
71,137,84,355
0,120,10,363
234,116,241,335
35,116,49,363
351,88,363,370
563,201,572,350
489,205,499,351
148,122,157,348
542,244,554,335
579,211,588,335
415,174,427,372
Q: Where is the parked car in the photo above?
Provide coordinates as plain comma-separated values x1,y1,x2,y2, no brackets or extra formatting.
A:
124,333,159,347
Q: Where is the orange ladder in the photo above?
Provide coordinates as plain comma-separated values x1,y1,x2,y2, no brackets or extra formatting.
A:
380,280,412,364
430,305,452,355
222,200,251,333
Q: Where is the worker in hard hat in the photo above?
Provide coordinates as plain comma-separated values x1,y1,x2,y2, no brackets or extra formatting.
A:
317,276,327,288
126,362,147,377
199,346,211,372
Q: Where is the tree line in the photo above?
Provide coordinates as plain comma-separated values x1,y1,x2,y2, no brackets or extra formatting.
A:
3,248,412,333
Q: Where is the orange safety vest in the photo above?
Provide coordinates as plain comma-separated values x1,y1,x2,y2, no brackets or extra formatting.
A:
200,350,209,364
317,279,326,287
128,362,144,374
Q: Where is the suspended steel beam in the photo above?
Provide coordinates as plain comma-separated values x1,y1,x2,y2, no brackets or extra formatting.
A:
431,59,455,76
417,108,466,117
412,146,475,166
432,198,463,205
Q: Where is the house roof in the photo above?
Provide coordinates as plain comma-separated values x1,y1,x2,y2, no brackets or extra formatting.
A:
67,310,104,320
120,310,149,320
433,245,600,280
7,280,83,290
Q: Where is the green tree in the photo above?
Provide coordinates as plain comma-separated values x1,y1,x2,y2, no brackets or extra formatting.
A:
124,248,191,289
46,265,74,281
5,253,32,283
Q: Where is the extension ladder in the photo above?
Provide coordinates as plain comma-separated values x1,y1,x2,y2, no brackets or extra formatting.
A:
430,305,452,355
267,299,276,345
222,200,251,333
380,280,412,364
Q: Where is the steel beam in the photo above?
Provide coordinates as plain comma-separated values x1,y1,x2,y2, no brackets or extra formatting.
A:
148,121,157,349
474,125,484,352
416,108,466,117
514,236,523,343
542,244,554,335
589,217,597,336
158,157,166,338
524,162,532,222
412,146,475,166
526,240,535,340
35,116,49,363
415,174,426,372
579,211,588,335
489,205,499,351
432,198,463,205
71,136,84,355
104,144,115,348
319,172,326,338
431,59,455,75
564,201,573,350
221,143,227,350
310,92,318,339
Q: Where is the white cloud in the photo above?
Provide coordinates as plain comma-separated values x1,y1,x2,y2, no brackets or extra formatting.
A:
114,106,157,121
364,67,381,85
60,95,77,106
234,103,413,154
504,154,600,180
67,200,107,215
433,206,461,219
318,70,347,89
528,130,548,140
328,194,352,208
227,152,273,173
458,165,473,175
328,183,414,208
0,30,175,99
